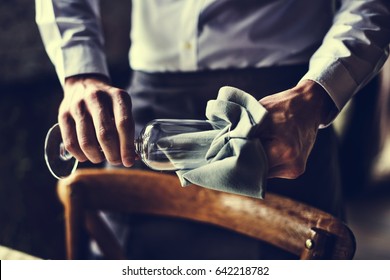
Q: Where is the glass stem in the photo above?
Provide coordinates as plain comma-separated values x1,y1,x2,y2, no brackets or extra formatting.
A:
134,137,142,158
59,142,73,161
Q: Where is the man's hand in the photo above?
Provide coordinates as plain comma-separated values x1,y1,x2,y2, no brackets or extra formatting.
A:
58,74,136,167
258,80,336,179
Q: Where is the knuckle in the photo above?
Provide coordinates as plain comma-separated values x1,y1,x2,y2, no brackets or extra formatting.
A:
72,100,87,118
58,104,67,116
110,88,122,95
289,163,305,178
282,147,299,161
87,89,104,102
112,88,127,98
113,89,132,106
79,137,94,150
58,111,72,124
97,126,116,143
117,116,131,130
63,139,77,153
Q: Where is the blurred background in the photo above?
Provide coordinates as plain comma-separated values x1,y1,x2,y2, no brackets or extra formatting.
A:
0,0,389,260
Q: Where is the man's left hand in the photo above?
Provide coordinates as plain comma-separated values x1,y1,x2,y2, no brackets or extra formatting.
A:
258,80,336,179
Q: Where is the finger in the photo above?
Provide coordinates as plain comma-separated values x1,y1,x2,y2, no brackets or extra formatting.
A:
267,162,305,179
261,140,285,167
73,100,104,164
255,113,273,138
112,89,136,167
262,136,307,179
264,141,305,179
86,90,122,165
58,112,88,162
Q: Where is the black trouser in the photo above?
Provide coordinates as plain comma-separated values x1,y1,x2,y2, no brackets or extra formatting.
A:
103,65,343,259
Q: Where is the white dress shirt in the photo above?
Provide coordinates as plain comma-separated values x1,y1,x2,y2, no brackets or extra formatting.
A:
35,0,390,113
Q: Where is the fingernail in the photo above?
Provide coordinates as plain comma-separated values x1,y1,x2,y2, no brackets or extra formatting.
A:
123,157,135,168
110,161,123,166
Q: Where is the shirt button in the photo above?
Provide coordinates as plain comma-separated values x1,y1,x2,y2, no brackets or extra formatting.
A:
183,41,192,50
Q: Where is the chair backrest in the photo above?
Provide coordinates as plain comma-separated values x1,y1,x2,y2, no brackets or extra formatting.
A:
56,169,356,260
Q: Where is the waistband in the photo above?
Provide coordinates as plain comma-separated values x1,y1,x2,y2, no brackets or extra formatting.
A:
131,65,309,89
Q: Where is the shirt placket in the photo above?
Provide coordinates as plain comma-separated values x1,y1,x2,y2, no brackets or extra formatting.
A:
179,0,204,71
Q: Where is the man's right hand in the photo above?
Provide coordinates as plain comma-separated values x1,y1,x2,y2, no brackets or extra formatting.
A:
58,74,136,167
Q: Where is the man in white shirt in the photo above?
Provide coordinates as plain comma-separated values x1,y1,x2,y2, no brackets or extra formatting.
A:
36,0,390,259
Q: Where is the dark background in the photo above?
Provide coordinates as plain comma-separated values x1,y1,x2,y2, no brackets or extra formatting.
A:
0,0,389,260
0,0,132,259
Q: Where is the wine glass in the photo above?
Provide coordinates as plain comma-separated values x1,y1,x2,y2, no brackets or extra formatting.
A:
44,119,219,179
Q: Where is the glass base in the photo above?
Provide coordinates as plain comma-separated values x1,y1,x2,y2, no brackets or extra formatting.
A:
44,124,78,179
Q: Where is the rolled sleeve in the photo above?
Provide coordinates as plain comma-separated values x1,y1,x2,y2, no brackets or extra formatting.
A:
301,0,390,121
35,0,109,85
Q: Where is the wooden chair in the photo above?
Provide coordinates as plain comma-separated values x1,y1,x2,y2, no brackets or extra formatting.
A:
56,168,356,260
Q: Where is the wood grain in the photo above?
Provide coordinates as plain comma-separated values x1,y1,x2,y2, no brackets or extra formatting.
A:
57,168,356,259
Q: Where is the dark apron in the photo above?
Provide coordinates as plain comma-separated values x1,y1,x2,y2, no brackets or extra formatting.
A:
104,65,343,259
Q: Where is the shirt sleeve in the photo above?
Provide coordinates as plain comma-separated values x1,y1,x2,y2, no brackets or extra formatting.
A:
301,0,390,114
35,0,109,85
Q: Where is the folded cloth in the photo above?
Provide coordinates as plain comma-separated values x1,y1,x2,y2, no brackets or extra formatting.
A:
175,86,268,199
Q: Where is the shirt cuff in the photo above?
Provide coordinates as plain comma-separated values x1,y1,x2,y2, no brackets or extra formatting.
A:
58,43,110,85
300,57,359,127
301,56,359,111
